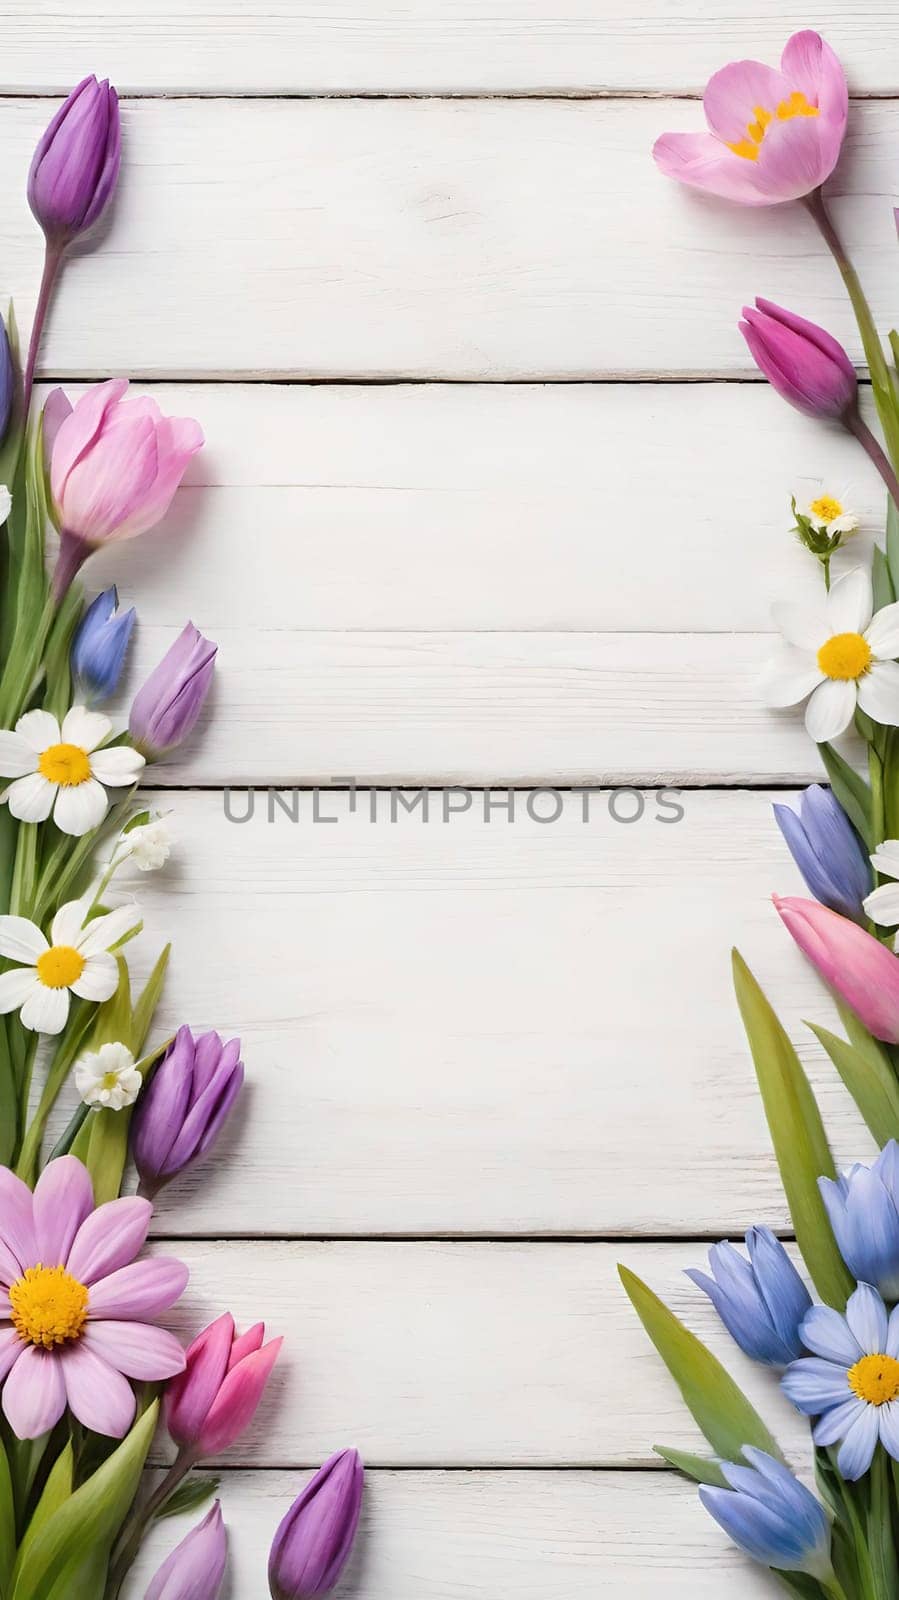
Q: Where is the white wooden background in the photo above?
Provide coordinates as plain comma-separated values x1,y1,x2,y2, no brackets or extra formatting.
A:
5,2,897,1593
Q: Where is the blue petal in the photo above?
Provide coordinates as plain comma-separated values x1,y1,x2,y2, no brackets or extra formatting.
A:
781,1357,852,1414
699,1486,812,1570
813,1396,866,1448
801,1305,863,1366
846,1283,889,1355
837,1404,879,1480
746,1227,811,1359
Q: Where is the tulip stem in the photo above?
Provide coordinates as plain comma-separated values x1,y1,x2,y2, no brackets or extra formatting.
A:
22,238,64,421
104,1451,196,1599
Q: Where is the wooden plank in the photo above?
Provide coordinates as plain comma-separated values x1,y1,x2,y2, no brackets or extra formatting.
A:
72,788,873,1239
144,1240,811,1466
125,1469,782,1598
2,97,897,378
7,2,899,98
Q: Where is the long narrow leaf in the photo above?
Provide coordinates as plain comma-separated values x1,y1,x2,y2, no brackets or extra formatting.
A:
732,951,852,1308
0,1435,15,1600
810,1021,899,1146
652,1446,728,1487
819,743,872,848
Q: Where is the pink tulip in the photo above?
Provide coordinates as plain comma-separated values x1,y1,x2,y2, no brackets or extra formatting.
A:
774,894,899,1043
653,31,847,206
739,299,857,421
165,1312,282,1459
49,380,203,598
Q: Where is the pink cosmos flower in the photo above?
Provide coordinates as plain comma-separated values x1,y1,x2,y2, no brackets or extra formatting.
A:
653,31,848,206
0,1156,187,1440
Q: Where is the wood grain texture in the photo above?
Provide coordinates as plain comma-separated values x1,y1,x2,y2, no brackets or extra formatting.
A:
6,2,899,98
81,788,873,1239
145,1239,809,1467
1,97,896,378
124,1470,781,1598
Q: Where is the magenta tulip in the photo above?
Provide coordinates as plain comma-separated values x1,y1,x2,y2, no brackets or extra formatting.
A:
144,1502,227,1600
774,894,899,1043
49,380,203,598
129,625,217,762
740,300,857,421
269,1450,364,1599
165,1312,282,1459
654,30,847,206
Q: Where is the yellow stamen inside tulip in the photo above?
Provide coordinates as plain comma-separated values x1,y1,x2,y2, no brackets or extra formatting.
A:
809,495,844,524
38,742,91,787
849,1353,899,1406
817,632,872,682
9,1264,89,1348
728,92,819,161
36,945,84,989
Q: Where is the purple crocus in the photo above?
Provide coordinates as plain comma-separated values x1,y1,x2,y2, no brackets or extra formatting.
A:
131,1026,244,1196
144,1501,227,1600
269,1450,364,1600
129,624,217,761
28,76,121,244
71,586,137,701
740,299,857,421
773,785,872,923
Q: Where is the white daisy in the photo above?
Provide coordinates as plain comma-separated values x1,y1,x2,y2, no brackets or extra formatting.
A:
761,567,899,743
0,706,145,837
121,815,172,872
0,900,141,1034
75,1040,142,1109
863,839,899,932
797,483,859,537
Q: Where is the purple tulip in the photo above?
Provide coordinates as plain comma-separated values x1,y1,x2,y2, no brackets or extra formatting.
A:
28,76,121,244
131,1026,244,1196
144,1501,227,1600
269,1450,364,1600
739,299,857,421
129,623,217,761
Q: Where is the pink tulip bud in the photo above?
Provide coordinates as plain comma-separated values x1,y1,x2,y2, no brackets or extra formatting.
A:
739,299,857,422
774,894,899,1043
165,1312,282,1458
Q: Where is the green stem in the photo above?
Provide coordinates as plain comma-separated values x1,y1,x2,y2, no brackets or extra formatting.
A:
821,1578,851,1600
870,742,887,851
104,1451,196,1600
867,1447,899,1599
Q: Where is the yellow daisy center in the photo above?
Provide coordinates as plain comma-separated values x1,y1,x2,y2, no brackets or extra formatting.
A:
849,1352,899,1406
37,742,91,787
9,1264,89,1348
727,91,819,161
102,1070,121,1090
817,631,872,682
809,495,844,524
36,945,84,990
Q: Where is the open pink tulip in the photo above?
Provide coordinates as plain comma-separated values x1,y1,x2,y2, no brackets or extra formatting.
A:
49,379,203,597
0,1156,187,1439
165,1312,282,1458
654,31,848,206
775,894,899,1043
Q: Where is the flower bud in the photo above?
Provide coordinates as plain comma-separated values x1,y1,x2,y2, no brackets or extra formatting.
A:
131,1025,243,1193
740,299,857,421
28,76,121,244
775,893,899,1042
268,1450,364,1599
165,1312,282,1458
71,586,136,700
129,624,217,761
144,1501,227,1600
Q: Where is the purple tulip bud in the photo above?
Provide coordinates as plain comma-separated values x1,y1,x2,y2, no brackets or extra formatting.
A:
28,76,121,244
129,623,217,761
739,298,858,421
71,586,137,700
269,1450,364,1600
131,1025,244,1195
144,1501,227,1600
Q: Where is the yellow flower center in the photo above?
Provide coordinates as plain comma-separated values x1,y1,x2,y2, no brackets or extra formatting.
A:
9,1264,89,1348
102,1070,121,1090
817,631,873,682
809,495,844,524
35,945,84,989
727,91,819,161
37,742,91,787
849,1352,899,1406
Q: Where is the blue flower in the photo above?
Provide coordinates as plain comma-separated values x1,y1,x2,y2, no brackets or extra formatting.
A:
686,1226,811,1367
782,1283,899,1480
819,1142,899,1301
773,784,871,922
699,1449,833,1581
71,586,136,701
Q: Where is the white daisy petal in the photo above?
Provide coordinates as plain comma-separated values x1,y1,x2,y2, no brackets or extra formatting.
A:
865,601,899,660
805,678,857,743
52,779,109,838
0,969,40,1014
14,710,60,753
89,746,146,787
4,773,54,824
20,984,69,1034
826,567,873,634
864,883,899,927
50,900,87,949
871,841,899,879
70,953,118,1002
0,732,39,780
771,602,827,651
77,904,140,957
760,647,823,709
0,915,48,964
857,661,899,727
60,706,112,753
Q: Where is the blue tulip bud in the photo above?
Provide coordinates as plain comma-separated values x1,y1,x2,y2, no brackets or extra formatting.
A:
773,784,871,922
70,586,136,700
686,1226,811,1367
700,1449,833,1582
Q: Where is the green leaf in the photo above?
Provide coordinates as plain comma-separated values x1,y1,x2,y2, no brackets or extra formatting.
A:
652,1446,728,1487
155,1474,221,1521
732,951,853,1308
874,544,896,611
11,1401,158,1600
888,492,899,600
131,944,171,1057
819,743,872,849
0,1024,18,1169
0,1434,16,1600
618,1264,781,1463
89,958,134,1053
12,1445,72,1580
810,1021,899,1146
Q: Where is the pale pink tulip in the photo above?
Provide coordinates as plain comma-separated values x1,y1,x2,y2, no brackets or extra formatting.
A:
774,894,899,1043
654,31,848,206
